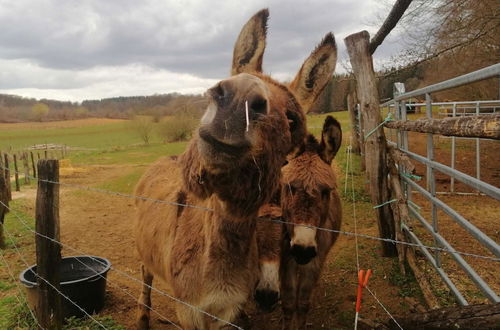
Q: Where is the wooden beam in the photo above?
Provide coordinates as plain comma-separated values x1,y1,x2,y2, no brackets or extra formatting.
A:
369,0,413,54
385,114,500,140
389,302,500,329
345,31,397,257
35,159,62,329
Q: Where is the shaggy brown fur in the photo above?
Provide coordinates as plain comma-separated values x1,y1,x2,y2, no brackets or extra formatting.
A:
134,9,337,330
280,116,343,330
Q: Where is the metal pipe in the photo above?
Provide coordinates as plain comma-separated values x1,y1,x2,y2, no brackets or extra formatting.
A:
387,141,500,200
425,93,441,267
476,102,481,185
402,176,500,257
451,103,456,193
408,206,500,303
392,64,500,101
381,99,500,108
402,224,469,305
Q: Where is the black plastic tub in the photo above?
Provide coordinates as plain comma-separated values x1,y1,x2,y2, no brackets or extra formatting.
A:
20,256,111,319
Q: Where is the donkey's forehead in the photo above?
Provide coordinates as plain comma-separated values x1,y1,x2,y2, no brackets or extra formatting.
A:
283,152,336,190
228,73,270,95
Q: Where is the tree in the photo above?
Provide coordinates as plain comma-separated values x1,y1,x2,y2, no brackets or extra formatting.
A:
31,103,49,122
130,115,154,144
74,106,89,118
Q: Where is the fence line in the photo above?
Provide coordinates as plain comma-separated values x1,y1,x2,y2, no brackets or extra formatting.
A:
2,226,107,329
0,200,240,330
382,64,500,305
1,166,498,263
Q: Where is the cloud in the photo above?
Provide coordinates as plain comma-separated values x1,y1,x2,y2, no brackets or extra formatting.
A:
0,0,405,101
1,60,217,101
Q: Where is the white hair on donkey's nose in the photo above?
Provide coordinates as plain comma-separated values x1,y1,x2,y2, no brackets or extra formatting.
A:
201,102,217,125
257,261,280,292
291,226,317,248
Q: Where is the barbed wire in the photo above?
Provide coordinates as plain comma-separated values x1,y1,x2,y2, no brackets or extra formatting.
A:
0,165,498,262
2,225,108,329
0,200,241,330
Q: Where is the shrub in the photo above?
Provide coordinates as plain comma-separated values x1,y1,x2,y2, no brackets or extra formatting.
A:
157,112,198,143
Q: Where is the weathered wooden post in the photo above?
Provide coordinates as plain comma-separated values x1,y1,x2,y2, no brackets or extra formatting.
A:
35,159,62,329
30,151,37,178
347,92,361,154
13,154,20,192
22,152,30,184
0,155,8,249
3,153,12,201
345,31,397,256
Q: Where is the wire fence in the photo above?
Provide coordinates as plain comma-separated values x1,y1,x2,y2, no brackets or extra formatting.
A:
1,159,499,329
1,165,498,262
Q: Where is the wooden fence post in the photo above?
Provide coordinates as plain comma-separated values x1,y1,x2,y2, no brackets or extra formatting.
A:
13,154,20,192
22,152,30,184
31,151,37,178
0,155,8,249
345,31,397,257
347,92,361,154
35,159,62,329
3,153,12,201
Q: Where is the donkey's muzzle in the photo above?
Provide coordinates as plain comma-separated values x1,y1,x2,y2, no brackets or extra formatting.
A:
255,289,279,313
290,245,317,265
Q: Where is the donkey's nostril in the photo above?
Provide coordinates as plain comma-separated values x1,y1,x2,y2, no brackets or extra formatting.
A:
255,289,279,313
290,245,317,265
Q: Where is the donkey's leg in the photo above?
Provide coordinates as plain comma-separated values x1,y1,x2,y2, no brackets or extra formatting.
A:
176,305,205,330
136,264,154,330
296,261,321,329
281,257,298,330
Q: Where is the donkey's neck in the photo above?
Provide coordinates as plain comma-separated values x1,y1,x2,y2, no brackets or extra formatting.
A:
202,198,258,283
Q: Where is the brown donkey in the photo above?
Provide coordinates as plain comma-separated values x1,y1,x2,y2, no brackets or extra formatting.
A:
280,116,343,329
134,9,337,329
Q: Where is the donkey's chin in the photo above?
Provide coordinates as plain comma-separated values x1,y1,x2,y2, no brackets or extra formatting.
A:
198,128,251,169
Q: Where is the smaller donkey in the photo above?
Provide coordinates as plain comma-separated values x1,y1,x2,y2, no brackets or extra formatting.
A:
280,116,343,329
254,202,283,313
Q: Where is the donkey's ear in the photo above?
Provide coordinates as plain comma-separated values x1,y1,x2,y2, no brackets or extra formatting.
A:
289,33,337,112
231,9,268,76
319,116,342,164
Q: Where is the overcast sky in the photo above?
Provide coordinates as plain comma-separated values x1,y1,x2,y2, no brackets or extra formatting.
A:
0,0,407,102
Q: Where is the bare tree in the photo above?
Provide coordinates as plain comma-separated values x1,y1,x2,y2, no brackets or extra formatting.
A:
130,115,155,144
